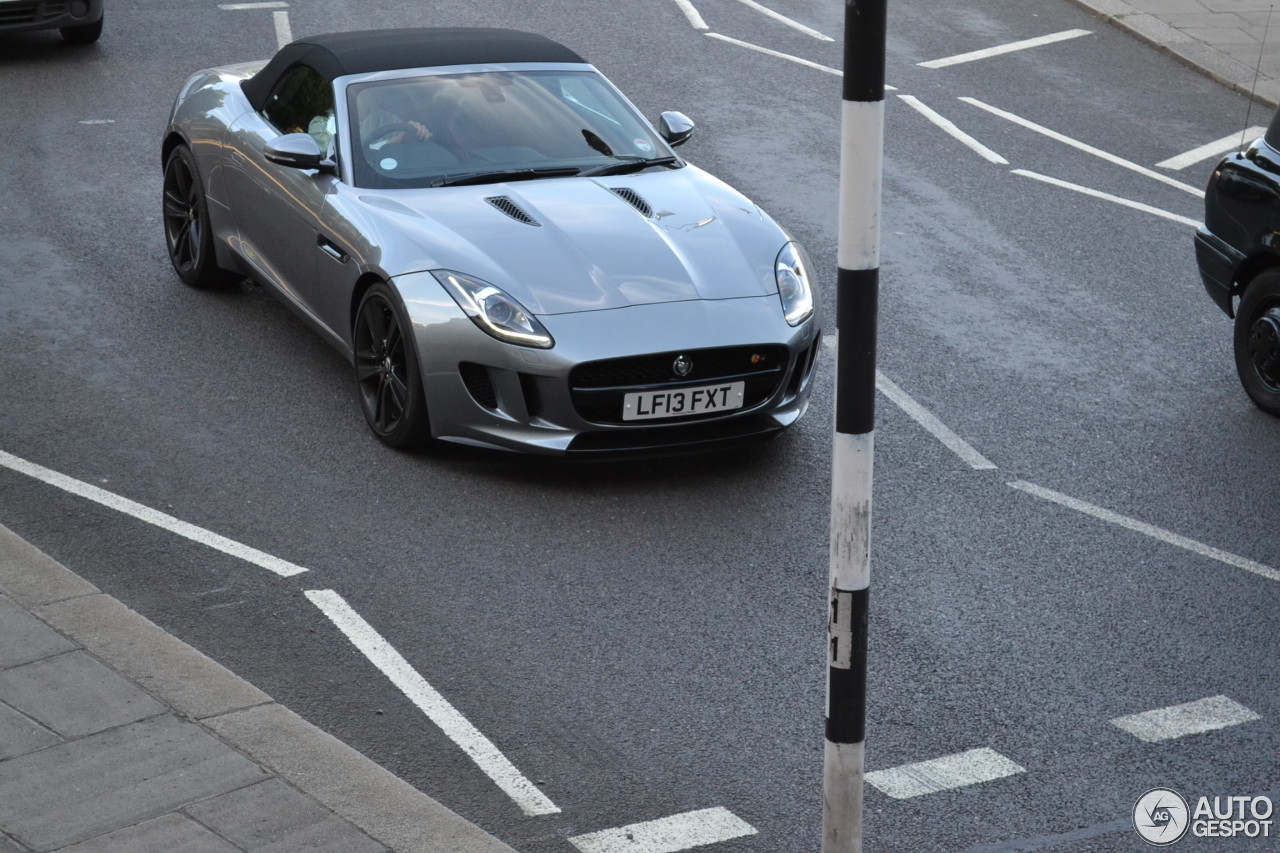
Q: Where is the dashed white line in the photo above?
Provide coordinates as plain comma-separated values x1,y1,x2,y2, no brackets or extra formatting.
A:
866,748,1025,799
568,807,757,853
874,371,997,470
0,449,309,577
1111,696,1261,743
273,9,292,48
731,0,832,41
1007,480,1280,582
1156,127,1266,171
217,1,287,8
897,95,1008,165
919,29,1091,69
705,32,842,77
304,589,561,817
672,0,708,30
1011,169,1201,227
701,32,901,87
960,97,1205,198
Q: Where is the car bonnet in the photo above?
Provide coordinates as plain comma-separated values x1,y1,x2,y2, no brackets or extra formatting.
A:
352,167,786,315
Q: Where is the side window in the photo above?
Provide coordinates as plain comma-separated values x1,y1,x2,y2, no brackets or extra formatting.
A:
261,64,336,155
1267,105,1280,152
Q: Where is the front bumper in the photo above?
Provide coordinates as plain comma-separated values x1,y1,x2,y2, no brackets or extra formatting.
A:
395,274,821,455
0,0,103,33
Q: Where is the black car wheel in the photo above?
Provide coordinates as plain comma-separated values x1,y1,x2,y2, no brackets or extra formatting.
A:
354,284,430,448
163,146,235,288
1234,268,1280,417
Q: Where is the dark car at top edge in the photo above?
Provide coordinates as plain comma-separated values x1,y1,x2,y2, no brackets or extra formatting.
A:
161,27,822,456
0,0,103,43
1195,104,1280,417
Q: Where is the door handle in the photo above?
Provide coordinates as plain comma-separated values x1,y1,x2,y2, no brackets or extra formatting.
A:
317,235,348,263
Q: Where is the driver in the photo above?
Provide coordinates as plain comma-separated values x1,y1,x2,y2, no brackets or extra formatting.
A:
359,87,432,149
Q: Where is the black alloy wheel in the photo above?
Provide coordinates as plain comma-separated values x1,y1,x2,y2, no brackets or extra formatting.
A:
1233,268,1280,417
354,284,430,448
162,147,233,288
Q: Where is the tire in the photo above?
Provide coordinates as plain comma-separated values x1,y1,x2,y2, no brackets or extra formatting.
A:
162,146,236,288
353,284,431,448
1233,268,1280,417
60,15,102,44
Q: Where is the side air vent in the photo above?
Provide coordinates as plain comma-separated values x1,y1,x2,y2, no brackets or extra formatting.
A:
609,187,653,218
485,196,541,226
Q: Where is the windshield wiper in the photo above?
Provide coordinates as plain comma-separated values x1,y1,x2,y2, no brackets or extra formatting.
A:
580,156,679,178
432,167,581,188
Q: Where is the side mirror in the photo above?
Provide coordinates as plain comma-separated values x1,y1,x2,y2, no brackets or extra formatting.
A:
658,111,695,148
265,133,335,173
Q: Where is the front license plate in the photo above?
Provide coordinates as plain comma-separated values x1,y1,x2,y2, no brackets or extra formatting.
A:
622,382,746,421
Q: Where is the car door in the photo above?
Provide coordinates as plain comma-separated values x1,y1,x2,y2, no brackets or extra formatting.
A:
225,63,345,345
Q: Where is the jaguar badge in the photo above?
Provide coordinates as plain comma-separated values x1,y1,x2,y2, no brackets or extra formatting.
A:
673,354,693,377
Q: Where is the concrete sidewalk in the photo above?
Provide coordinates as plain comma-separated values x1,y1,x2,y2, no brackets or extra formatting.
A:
1072,0,1280,108
0,525,518,853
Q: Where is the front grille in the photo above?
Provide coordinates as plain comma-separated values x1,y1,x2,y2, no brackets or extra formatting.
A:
569,344,788,425
0,0,66,24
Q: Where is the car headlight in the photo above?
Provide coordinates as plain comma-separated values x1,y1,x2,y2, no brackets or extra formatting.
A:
775,242,815,327
433,271,554,349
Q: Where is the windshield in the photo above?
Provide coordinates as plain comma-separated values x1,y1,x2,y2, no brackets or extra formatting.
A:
346,69,672,189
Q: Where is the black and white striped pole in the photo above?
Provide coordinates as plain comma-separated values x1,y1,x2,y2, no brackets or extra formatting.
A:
824,1,885,851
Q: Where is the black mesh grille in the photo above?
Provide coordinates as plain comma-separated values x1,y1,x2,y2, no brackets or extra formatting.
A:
569,345,789,425
0,0,66,23
459,363,498,409
609,187,653,218
485,196,540,226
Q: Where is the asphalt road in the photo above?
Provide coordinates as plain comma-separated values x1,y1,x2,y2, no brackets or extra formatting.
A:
2,1,1279,851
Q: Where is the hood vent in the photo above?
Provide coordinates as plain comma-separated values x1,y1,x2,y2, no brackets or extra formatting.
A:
485,196,541,226
609,187,653,219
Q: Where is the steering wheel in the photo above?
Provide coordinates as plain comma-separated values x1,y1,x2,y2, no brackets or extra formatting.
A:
365,122,419,147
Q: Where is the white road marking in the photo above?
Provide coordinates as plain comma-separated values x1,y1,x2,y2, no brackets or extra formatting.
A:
78,119,115,124
1156,127,1266,170
731,0,832,41
273,10,292,48
960,97,1205,198
568,807,757,853
875,371,998,470
218,1,287,8
0,449,308,577
303,589,561,817
1007,481,1280,582
1111,696,1261,743
672,0,708,30
898,95,1008,165
705,33,896,88
919,29,1091,69
1011,170,1201,227
866,748,1025,799
705,32,840,77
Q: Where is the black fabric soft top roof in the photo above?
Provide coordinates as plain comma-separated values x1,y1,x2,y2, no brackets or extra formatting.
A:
241,27,587,111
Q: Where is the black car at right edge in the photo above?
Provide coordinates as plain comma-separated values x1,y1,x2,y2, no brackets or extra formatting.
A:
1196,105,1280,416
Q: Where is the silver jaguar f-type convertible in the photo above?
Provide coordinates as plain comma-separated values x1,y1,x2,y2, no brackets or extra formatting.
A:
162,27,822,454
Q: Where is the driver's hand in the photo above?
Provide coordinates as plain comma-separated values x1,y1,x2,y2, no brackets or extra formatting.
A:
408,121,432,141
